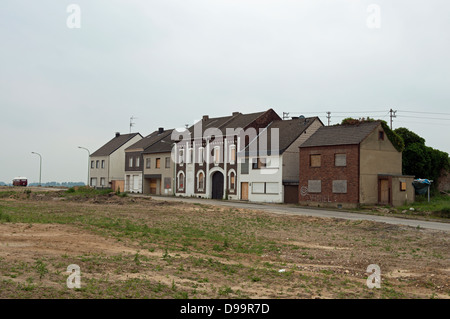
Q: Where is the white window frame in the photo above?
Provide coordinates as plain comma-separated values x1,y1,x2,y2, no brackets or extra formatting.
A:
213,146,220,166
177,171,185,191
198,147,204,166
197,170,205,191
229,145,236,165
228,169,236,191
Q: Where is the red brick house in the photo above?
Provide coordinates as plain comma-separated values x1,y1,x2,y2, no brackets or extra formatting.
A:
299,121,415,208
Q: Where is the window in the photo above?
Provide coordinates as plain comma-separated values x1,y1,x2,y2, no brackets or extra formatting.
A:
335,154,347,167
265,182,278,194
178,172,185,190
100,177,105,187
164,177,171,189
91,161,94,169
229,172,235,190
310,154,321,167
400,181,407,191
101,160,105,169
241,158,249,174
165,157,170,168
90,178,97,187
96,160,99,168
146,158,151,169
136,157,140,167
179,149,184,165
129,157,133,168
252,182,265,194
332,180,347,193
214,147,220,165
229,145,236,164
198,147,204,165
308,180,322,193
198,171,205,190
378,131,385,141
252,158,266,169
156,158,161,169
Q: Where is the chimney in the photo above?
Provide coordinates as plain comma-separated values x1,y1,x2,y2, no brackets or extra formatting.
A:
158,127,164,134
202,115,209,121
115,132,120,138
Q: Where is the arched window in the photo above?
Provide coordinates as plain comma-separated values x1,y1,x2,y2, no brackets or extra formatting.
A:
197,171,205,191
177,171,185,191
229,170,236,191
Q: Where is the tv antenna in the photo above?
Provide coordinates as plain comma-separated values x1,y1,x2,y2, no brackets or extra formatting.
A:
130,116,137,133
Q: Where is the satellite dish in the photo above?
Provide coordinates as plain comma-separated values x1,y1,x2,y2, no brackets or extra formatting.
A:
299,115,305,119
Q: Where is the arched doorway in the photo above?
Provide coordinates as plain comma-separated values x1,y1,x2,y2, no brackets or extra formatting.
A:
211,171,224,199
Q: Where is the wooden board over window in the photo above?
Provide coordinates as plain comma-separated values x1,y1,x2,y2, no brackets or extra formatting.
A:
400,181,407,191
310,154,321,167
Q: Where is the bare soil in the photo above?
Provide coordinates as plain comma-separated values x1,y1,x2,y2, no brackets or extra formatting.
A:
0,187,449,299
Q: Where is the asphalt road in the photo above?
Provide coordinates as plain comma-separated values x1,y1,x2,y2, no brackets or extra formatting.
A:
141,195,450,232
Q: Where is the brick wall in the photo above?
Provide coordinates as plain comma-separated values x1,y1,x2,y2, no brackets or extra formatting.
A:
299,144,360,206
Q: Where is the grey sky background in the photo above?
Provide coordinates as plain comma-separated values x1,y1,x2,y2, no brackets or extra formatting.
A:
1,0,449,183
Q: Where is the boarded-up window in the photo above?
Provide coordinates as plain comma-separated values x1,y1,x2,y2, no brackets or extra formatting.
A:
400,181,407,191
229,172,235,190
332,180,347,193
335,154,346,167
156,158,161,168
265,182,278,194
310,155,321,167
308,180,321,193
252,182,265,194
198,172,205,190
229,145,236,164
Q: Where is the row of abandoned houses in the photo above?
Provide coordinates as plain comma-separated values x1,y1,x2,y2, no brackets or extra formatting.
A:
88,109,415,207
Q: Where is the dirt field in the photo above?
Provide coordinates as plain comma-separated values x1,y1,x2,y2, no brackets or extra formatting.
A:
0,187,449,299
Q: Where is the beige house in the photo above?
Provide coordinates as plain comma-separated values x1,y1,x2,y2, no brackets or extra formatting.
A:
89,132,143,190
142,135,175,195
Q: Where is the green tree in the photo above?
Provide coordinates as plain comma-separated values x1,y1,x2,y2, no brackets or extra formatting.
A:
394,127,449,188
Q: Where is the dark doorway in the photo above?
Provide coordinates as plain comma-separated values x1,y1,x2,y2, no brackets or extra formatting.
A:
211,172,224,199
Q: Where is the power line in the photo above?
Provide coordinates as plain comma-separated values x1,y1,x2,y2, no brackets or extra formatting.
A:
397,110,450,116
397,115,450,121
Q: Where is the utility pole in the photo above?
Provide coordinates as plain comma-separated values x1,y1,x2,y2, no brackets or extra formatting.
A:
389,109,397,129
326,112,331,126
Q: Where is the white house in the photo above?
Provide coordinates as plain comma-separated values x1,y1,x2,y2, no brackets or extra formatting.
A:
238,116,323,203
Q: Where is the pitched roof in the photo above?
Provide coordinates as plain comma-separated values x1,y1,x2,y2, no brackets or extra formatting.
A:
243,117,321,156
91,133,142,157
300,121,381,148
126,129,174,152
142,130,176,154
187,110,275,136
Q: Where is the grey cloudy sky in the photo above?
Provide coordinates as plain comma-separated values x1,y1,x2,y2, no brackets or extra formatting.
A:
1,0,449,183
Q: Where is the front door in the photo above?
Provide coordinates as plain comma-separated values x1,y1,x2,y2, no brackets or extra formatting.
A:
380,179,390,204
211,172,224,199
241,182,249,200
149,179,157,194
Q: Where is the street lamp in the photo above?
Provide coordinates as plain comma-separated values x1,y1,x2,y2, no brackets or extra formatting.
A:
78,146,90,187
31,152,42,187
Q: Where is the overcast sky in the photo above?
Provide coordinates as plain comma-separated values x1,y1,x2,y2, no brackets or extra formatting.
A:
1,0,449,183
